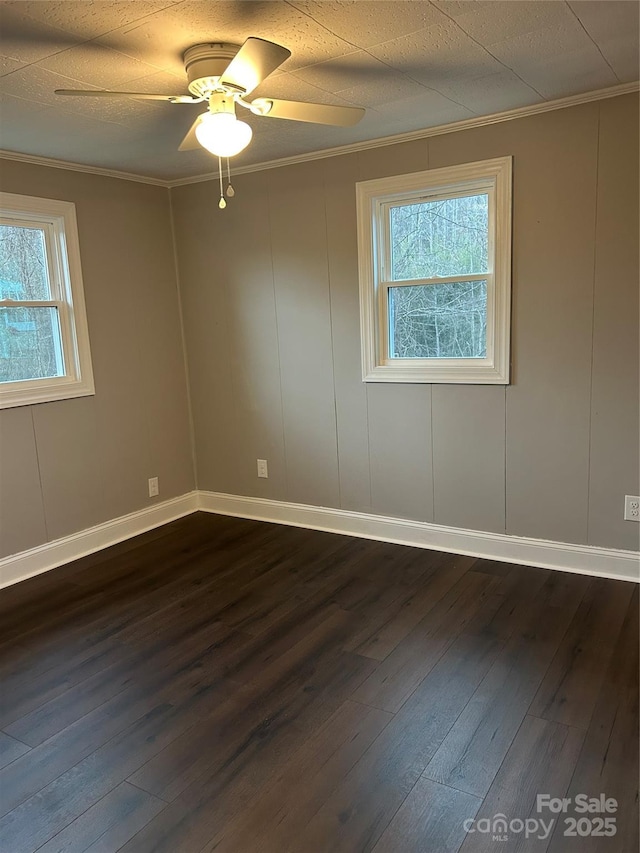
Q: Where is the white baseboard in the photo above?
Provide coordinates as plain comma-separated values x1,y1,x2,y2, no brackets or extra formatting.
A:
0,492,198,589
1,489,637,589
197,491,640,583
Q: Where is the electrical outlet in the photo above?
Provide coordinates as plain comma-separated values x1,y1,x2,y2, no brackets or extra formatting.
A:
624,495,640,521
148,477,159,498
257,459,268,479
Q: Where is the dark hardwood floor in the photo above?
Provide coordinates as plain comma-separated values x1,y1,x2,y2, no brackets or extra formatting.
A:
0,512,637,853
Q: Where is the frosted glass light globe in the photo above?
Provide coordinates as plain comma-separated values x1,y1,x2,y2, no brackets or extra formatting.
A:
195,112,253,158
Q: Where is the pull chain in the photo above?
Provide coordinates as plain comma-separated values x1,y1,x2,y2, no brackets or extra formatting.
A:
218,156,226,209
225,158,235,197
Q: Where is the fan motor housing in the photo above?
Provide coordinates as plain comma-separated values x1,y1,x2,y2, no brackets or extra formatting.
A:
183,43,242,97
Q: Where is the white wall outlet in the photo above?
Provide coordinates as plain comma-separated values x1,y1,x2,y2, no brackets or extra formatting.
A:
624,495,640,521
257,459,268,479
148,477,159,498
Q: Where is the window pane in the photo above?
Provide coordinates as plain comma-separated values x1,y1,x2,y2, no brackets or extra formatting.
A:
0,224,51,300
389,281,487,359
0,307,64,382
390,194,488,281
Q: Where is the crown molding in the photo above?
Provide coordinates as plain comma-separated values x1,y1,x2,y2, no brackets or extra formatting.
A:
167,81,639,187
0,82,636,189
0,149,168,187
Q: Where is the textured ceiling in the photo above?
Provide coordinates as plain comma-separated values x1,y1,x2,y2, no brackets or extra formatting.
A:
0,0,637,180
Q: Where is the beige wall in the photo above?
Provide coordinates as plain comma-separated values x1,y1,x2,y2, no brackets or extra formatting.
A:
172,94,639,552
0,161,194,558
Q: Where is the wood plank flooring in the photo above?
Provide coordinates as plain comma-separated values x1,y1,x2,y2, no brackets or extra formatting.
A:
0,512,637,853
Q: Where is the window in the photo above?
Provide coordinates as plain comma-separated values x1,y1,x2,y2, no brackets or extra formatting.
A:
357,156,512,383
0,192,94,408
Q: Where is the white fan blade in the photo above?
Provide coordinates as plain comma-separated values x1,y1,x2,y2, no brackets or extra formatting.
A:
253,98,365,126
55,89,201,103
221,37,291,95
178,114,206,151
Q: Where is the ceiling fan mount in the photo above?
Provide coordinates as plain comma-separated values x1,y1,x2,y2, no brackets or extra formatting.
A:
183,42,245,98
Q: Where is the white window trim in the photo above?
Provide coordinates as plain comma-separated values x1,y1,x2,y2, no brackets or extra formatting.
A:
0,192,94,409
356,156,512,383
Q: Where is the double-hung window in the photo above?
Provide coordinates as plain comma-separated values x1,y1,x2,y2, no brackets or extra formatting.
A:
357,156,512,383
0,192,94,408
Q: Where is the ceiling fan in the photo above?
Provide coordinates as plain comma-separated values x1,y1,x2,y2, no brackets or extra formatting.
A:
55,37,365,194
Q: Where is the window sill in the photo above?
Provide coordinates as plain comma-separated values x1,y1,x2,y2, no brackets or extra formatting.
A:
363,360,510,384
0,377,95,409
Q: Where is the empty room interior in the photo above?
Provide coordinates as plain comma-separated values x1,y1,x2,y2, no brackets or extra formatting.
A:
0,1,639,851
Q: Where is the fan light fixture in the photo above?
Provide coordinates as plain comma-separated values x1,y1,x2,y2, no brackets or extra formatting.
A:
195,111,253,157
54,38,366,210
